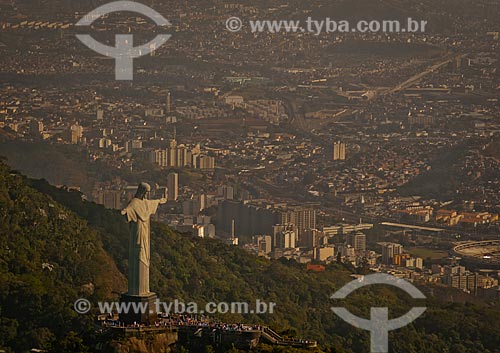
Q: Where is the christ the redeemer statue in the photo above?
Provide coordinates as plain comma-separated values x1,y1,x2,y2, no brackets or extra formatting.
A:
121,182,166,296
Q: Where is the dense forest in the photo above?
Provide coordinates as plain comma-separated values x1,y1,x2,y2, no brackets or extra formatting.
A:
1,161,500,352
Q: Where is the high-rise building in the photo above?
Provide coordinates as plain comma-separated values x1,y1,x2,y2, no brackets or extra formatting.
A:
197,193,207,212
273,224,296,249
347,232,366,252
130,140,143,149
216,201,316,238
166,92,172,114
254,235,272,256
441,272,496,294
95,190,122,209
218,185,234,200
333,141,346,161
192,224,215,238
166,139,178,168
217,200,279,237
68,123,83,144
182,194,206,215
151,140,216,171
275,230,296,250
443,265,466,275
198,155,216,170
279,206,316,237
394,253,411,266
177,146,192,167
380,242,403,264
314,246,335,262
300,229,323,248
167,172,179,201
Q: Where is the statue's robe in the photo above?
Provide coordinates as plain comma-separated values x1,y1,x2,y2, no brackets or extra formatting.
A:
121,198,161,295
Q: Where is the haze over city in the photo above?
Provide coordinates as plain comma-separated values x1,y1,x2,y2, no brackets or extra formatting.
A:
0,0,499,352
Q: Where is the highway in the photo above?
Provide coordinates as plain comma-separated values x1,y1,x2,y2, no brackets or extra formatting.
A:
383,53,466,95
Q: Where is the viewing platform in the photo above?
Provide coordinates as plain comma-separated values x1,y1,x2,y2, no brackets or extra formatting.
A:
97,314,318,350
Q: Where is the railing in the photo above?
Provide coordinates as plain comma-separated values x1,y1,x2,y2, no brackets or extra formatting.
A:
261,327,317,348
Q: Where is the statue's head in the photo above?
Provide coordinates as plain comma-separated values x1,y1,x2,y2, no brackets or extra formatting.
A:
134,182,151,199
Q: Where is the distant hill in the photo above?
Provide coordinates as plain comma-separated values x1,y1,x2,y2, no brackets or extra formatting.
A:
309,0,415,20
0,140,165,199
0,128,16,143
0,141,97,196
483,140,500,160
397,137,479,200
1,0,498,33
327,40,444,59
1,162,500,352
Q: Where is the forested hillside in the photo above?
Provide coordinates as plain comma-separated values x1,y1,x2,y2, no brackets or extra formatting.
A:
0,161,126,352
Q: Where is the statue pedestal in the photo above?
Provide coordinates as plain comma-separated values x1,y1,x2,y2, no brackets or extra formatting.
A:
119,292,158,325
